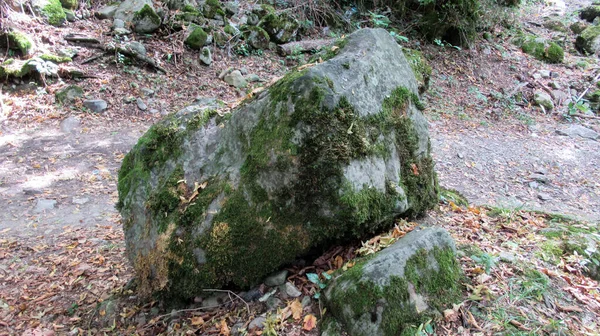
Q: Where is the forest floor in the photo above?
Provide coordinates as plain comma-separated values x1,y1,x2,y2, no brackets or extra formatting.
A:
1,0,600,334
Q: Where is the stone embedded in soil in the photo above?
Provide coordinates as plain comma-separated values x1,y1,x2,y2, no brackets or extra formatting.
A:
248,316,266,330
96,4,117,19
136,98,147,111
284,282,302,298
83,99,108,113
556,125,599,140
35,199,57,212
538,192,552,201
60,116,81,133
533,90,554,111
264,270,288,287
223,70,247,88
199,46,212,66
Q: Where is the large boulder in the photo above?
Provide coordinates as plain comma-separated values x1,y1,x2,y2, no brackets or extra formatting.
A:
322,227,461,336
31,0,66,26
118,28,438,300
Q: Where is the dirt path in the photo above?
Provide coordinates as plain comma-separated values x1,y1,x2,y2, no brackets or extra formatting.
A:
0,119,150,238
431,120,600,222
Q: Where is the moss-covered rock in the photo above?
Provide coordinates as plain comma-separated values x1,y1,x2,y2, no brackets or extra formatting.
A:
323,227,462,336
0,58,32,78
40,54,72,63
184,25,208,49
259,12,299,44
119,28,437,301
576,25,600,55
402,48,431,94
31,0,67,26
203,0,221,19
516,35,564,63
570,21,589,35
580,5,600,22
60,0,77,9
543,19,568,32
132,4,161,33
243,25,270,50
562,233,600,280
2,30,34,56
55,85,84,103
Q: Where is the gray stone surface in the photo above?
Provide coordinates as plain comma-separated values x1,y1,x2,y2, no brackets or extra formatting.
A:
284,282,302,298
224,70,247,88
556,124,598,140
264,270,288,287
126,41,146,56
114,0,159,33
534,90,554,111
83,99,107,113
113,18,125,29
136,98,147,111
199,46,212,66
120,28,436,299
60,116,81,133
322,227,458,336
96,5,118,19
35,199,57,212
248,316,266,330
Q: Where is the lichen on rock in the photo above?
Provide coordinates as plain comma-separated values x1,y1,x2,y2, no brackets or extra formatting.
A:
118,28,438,301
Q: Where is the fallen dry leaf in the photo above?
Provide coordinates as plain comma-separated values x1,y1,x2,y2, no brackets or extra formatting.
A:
303,314,317,331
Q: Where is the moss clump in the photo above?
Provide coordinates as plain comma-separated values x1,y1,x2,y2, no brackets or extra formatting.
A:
576,25,600,55
0,59,32,78
224,24,236,35
326,246,462,336
6,31,33,56
203,0,222,19
546,42,564,63
519,36,564,63
571,21,588,34
60,0,77,10
243,25,270,50
259,12,299,44
40,54,72,63
55,85,83,103
580,5,600,22
42,0,67,26
402,48,432,94
184,25,208,50
134,4,161,25
439,187,468,206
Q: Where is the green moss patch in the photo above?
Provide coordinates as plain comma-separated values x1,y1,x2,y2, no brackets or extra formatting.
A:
5,31,33,56
402,48,432,94
517,36,564,63
40,54,72,63
326,246,462,336
184,25,208,50
0,59,32,78
42,0,67,26
60,0,77,9
134,4,161,25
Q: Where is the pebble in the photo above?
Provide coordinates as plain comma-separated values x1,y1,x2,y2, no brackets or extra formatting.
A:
72,197,90,205
538,192,552,201
284,282,302,298
136,98,148,111
248,316,266,330
499,251,516,263
83,99,108,113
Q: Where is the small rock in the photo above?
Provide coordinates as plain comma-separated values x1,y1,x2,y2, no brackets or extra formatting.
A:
126,41,146,56
83,99,108,113
65,10,77,22
201,292,229,308
284,282,302,298
549,81,561,89
528,181,539,189
538,192,552,201
240,67,249,75
240,288,262,302
529,173,549,184
199,46,212,66
552,90,569,103
301,295,311,308
149,108,159,114
266,297,282,310
532,73,542,80
218,67,234,79
533,90,554,111
245,74,261,83
556,124,599,140
499,251,516,263
248,316,266,330
60,116,81,133
113,18,125,29
72,197,89,205
224,70,247,88
35,199,56,213
55,85,84,103
113,28,131,35
538,70,551,78
136,98,148,111
23,188,43,195
264,270,288,287
141,88,154,97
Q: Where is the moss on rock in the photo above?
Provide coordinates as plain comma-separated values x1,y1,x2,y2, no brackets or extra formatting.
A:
576,25,600,55
518,36,564,63
42,0,67,26
243,25,270,50
259,12,300,44
0,59,32,78
184,25,208,50
60,0,77,10
6,30,33,56
324,241,462,336
402,48,431,94
40,54,72,63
